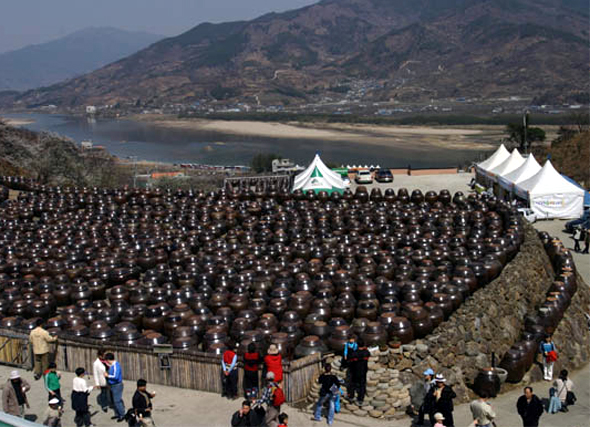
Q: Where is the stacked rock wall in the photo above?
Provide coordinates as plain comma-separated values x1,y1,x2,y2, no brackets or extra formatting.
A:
306,223,590,419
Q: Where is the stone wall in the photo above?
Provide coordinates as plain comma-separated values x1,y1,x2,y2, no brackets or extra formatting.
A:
305,223,590,419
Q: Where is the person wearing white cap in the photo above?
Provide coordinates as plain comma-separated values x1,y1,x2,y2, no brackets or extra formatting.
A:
425,374,456,427
44,397,63,427
2,370,30,417
433,412,445,427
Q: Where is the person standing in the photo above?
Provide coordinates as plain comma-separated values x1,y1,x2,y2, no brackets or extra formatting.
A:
222,346,238,399
347,339,370,405
553,369,575,412
30,319,58,380
132,379,156,427
44,363,62,406
264,344,283,384
427,374,456,427
231,400,265,427
257,372,285,427
583,227,589,254
72,367,94,427
243,343,261,401
410,368,435,426
573,226,582,252
539,335,557,381
312,364,341,426
104,352,125,422
516,386,544,427
342,336,357,392
93,349,110,412
2,370,30,417
469,391,496,427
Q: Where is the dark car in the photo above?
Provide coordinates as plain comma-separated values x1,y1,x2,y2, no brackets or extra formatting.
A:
565,210,590,233
375,169,393,183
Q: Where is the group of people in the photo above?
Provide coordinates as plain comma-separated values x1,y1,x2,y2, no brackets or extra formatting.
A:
225,344,287,427
3,321,158,427
410,369,458,427
572,225,589,253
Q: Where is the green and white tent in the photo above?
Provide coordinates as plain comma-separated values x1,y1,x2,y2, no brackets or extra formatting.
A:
292,154,348,194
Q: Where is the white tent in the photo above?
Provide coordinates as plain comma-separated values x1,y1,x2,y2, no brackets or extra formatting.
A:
515,160,584,219
292,154,348,194
498,154,541,192
487,149,525,182
475,144,510,181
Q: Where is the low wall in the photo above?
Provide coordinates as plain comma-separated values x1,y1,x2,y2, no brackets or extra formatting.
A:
0,332,321,403
408,168,459,176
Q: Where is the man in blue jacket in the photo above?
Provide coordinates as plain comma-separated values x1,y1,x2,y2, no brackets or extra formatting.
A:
104,353,125,422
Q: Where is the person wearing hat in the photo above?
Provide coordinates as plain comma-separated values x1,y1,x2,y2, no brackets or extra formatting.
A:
426,374,456,427
410,368,435,426
221,345,238,399
264,344,283,384
2,370,30,417
433,412,445,427
72,367,95,427
257,372,285,427
30,318,58,380
43,397,63,427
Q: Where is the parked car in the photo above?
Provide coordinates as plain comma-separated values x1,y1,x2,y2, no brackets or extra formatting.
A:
355,170,373,184
375,169,393,183
565,210,590,233
517,207,538,223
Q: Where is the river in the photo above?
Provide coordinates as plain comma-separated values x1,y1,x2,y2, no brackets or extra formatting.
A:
2,113,488,168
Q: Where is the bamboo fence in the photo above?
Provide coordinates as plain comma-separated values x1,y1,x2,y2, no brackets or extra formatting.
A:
0,330,321,402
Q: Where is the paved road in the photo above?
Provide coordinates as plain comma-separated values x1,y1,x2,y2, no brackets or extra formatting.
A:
0,361,587,427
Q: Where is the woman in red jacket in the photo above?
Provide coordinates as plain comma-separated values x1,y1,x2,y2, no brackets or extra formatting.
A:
264,345,283,384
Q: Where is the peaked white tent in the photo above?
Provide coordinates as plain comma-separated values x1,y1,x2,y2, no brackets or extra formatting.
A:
475,144,510,182
498,154,541,192
515,160,584,219
292,154,348,194
487,149,525,182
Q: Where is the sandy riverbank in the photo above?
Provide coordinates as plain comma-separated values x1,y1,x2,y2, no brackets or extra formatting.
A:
2,118,35,126
134,114,501,150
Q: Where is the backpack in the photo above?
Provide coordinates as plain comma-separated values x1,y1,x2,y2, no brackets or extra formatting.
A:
272,387,286,407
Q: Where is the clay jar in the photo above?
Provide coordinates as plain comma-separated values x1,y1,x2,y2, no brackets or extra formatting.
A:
356,300,378,321
498,347,526,383
424,302,445,329
327,325,353,354
361,322,388,347
473,367,501,398
386,316,414,344
142,305,165,333
294,335,328,359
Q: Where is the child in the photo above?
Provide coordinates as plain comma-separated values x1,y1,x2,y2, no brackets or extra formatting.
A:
72,367,94,427
433,412,445,427
43,397,63,427
278,412,288,427
44,363,62,406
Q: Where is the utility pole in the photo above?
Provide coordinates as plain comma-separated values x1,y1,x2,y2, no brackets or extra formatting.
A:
523,109,529,155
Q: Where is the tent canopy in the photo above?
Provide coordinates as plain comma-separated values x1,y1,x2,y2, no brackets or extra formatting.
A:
488,149,524,181
561,174,590,208
293,154,347,193
515,160,584,219
498,154,541,191
475,144,510,176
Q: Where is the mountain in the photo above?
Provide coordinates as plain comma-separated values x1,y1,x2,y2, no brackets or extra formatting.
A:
10,0,589,108
0,27,162,91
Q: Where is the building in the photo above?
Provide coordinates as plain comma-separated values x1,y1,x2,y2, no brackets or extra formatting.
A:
271,158,304,174
86,106,97,115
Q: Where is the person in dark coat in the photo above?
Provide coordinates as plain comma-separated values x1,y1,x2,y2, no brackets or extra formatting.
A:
347,339,370,404
426,374,457,427
516,387,544,427
71,367,94,427
132,379,156,427
231,400,265,427
243,343,261,401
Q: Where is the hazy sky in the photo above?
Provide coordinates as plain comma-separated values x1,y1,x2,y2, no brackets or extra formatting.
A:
0,0,319,53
